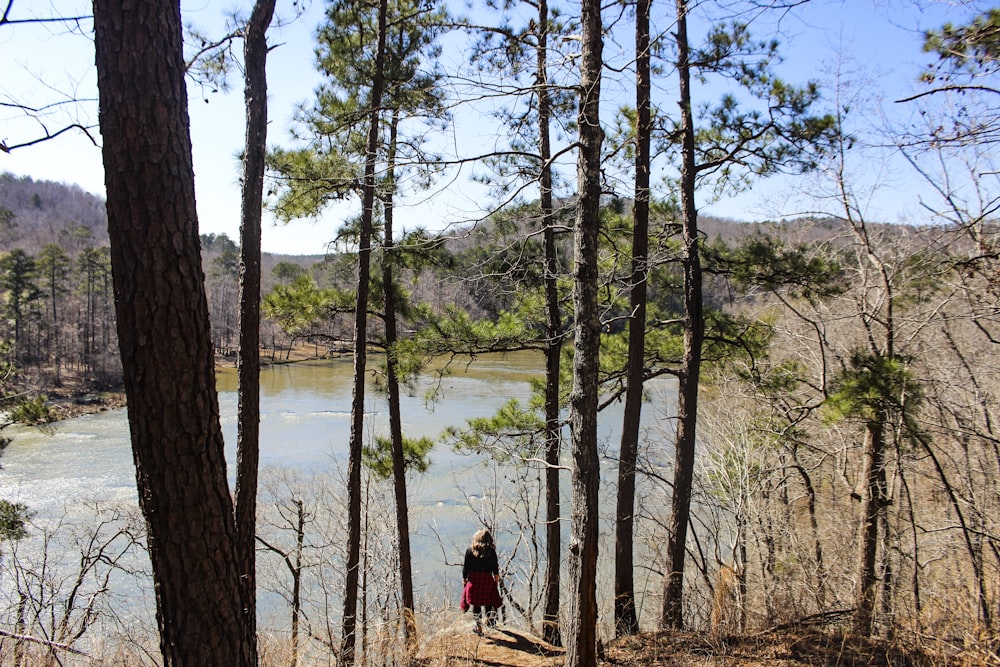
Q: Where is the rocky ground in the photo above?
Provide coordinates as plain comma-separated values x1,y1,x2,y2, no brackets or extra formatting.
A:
44,388,126,421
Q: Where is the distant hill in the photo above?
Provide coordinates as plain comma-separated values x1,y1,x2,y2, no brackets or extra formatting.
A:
5,171,937,278
0,172,109,252
0,172,325,267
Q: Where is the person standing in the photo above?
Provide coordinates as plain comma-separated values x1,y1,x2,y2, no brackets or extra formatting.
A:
461,529,503,634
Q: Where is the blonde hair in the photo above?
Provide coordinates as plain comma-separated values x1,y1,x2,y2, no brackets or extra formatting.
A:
470,529,494,557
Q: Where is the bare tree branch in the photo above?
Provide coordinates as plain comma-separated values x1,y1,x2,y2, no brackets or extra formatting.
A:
0,629,88,656
1,122,98,153
896,84,1000,104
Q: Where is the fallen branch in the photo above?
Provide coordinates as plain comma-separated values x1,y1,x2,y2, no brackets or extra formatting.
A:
754,608,854,636
0,629,88,656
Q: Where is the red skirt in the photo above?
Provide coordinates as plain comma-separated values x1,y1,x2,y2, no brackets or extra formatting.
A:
461,571,503,610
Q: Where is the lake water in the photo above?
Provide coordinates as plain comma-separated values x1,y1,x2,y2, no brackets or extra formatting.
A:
0,352,676,638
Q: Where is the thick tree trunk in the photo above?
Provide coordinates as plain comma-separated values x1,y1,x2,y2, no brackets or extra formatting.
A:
93,0,250,663
536,0,563,646
614,0,650,637
235,3,276,662
342,0,389,662
565,0,603,660
661,0,703,630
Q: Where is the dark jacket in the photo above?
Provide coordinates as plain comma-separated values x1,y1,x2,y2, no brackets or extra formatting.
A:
461,546,502,610
463,546,498,580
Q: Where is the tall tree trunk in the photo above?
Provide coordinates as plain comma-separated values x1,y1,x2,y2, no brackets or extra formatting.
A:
790,454,827,608
235,3,276,662
292,498,305,667
566,0,603,660
853,420,885,636
661,0,703,630
383,112,417,652
93,0,250,663
537,0,563,646
614,0,650,637
843,210,896,638
342,0,389,661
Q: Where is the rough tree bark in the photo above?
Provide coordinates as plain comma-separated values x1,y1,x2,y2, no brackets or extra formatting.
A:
536,0,564,646
854,420,886,636
565,0,603,659
93,0,251,662
382,112,417,652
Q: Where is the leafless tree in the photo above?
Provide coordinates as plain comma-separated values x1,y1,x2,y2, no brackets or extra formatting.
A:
0,502,148,666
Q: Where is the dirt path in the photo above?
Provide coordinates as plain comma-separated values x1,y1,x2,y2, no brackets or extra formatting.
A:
417,615,564,667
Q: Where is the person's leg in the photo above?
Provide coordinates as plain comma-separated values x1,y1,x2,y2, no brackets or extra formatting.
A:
486,605,498,628
472,605,483,634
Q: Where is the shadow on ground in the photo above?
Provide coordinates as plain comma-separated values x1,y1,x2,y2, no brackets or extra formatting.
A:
416,616,565,667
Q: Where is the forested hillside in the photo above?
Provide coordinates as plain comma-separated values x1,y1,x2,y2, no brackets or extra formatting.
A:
0,173,108,252
0,172,775,382
0,173,324,391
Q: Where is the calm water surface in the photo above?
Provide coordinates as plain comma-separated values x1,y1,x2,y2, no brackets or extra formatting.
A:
1,351,675,626
3,353,549,511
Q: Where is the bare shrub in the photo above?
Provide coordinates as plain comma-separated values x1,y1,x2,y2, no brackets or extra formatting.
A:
0,501,151,666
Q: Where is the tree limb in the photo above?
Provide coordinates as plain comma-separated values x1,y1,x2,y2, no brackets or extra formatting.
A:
0,629,88,656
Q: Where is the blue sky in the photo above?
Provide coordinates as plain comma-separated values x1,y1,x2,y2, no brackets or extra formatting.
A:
0,0,988,254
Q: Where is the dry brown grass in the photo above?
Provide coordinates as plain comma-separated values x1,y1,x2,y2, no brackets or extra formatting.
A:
413,620,979,667
599,628,979,666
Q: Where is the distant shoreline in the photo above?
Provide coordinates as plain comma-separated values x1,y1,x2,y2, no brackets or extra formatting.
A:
44,343,334,422
46,390,126,421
